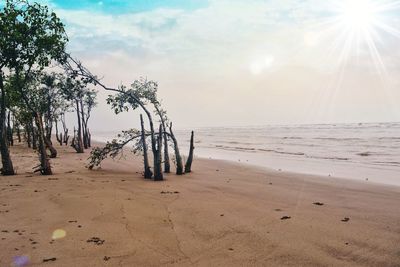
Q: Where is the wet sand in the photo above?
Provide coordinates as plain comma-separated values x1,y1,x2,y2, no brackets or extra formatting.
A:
1,143,400,266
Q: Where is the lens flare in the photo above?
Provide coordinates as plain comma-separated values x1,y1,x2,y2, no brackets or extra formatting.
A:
13,255,29,267
52,229,66,240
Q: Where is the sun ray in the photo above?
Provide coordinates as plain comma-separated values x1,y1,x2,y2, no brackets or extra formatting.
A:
305,0,400,122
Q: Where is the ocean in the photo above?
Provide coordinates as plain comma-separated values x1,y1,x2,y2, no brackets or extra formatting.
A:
93,122,400,186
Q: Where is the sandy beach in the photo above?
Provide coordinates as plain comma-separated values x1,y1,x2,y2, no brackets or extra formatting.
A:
1,143,400,267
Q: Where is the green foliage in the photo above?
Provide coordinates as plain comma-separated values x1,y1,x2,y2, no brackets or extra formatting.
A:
87,129,145,169
83,88,98,112
59,76,86,101
0,0,68,70
6,71,57,113
106,78,158,114
58,75,97,117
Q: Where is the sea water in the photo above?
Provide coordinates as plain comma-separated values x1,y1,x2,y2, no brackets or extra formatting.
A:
94,122,400,186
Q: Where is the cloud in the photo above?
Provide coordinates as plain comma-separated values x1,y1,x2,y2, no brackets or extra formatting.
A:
54,0,399,70
33,0,400,127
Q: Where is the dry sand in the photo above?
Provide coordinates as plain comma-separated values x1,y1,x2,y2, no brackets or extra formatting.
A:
1,143,400,266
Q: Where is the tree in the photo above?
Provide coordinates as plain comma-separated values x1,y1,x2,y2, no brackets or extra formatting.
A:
80,88,97,148
40,72,65,158
87,124,164,181
0,0,68,175
0,72,15,175
63,56,164,179
59,76,86,153
54,106,71,146
63,55,192,179
106,80,163,180
8,71,56,173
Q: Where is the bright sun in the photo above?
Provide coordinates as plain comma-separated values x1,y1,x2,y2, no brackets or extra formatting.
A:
318,0,400,70
339,0,377,31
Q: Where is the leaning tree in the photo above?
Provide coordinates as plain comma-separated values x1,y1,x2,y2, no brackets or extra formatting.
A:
105,81,165,180
63,50,196,181
63,57,165,180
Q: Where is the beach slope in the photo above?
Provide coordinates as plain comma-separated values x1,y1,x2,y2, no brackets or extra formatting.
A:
0,144,399,266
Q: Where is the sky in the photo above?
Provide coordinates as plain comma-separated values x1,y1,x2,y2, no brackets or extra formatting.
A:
33,0,400,129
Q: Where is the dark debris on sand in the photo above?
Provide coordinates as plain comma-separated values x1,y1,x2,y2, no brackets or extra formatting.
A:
87,237,105,245
280,216,291,220
43,257,57,262
160,191,180,194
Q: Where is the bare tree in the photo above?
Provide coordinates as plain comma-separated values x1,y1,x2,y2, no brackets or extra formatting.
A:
168,122,183,175
185,131,195,173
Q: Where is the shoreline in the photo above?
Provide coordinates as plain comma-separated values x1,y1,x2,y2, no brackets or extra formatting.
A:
190,151,400,187
92,127,400,187
1,143,400,266
200,157,400,190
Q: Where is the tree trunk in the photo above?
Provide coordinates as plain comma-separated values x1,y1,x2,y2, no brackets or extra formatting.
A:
7,111,13,146
74,100,84,153
185,131,195,173
61,114,69,145
154,106,170,173
55,120,62,146
43,121,57,158
45,137,57,158
87,128,91,147
45,93,52,141
0,71,15,175
153,124,163,181
163,126,170,173
169,122,183,175
26,125,32,148
31,121,37,150
34,113,52,175
16,125,21,143
42,102,57,157
64,129,69,145
71,128,76,148
44,120,52,143
141,107,158,180
80,99,88,149
140,114,152,179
